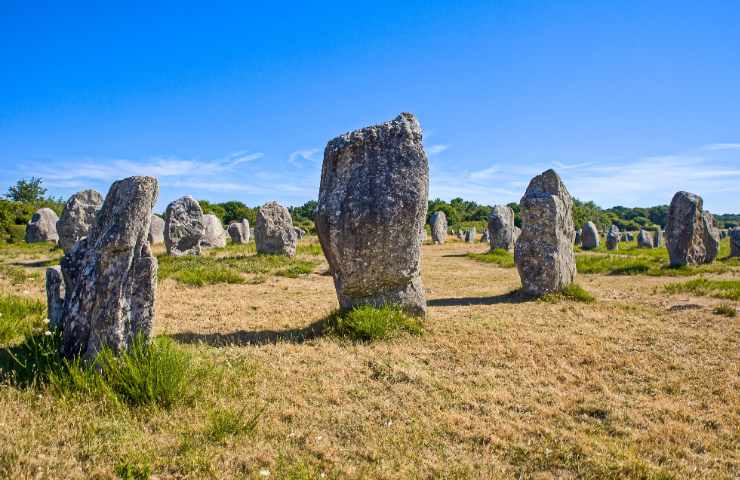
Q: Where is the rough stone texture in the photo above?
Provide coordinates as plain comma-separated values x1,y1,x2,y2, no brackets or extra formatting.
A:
513,226,521,245
637,229,654,248
665,191,720,266
255,201,298,256
45,266,64,330
25,208,59,244
606,225,620,251
464,227,476,243
574,229,582,245
730,229,740,257
164,196,204,256
200,214,228,248
148,214,165,245
48,176,159,359
57,190,104,251
488,205,517,251
430,211,448,245
653,230,664,248
227,219,250,244
315,113,428,315
581,221,600,250
514,169,576,296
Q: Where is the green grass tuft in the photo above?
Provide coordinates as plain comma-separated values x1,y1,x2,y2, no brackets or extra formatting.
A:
207,406,263,443
467,248,515,268
169,266,246,286
326,305,423,342
0,264,40,285
0,295,46,346
712,304,737,317
665,278,740,301
542,284,595,304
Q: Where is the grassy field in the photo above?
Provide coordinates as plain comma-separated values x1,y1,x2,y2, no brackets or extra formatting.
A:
0,237,738,479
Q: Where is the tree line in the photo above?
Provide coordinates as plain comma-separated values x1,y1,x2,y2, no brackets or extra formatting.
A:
2,178,738,243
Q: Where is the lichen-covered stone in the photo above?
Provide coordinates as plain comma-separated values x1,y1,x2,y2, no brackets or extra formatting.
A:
57,190,104,251
316,113,428,315
164,196,204,256
148,214,165,245
514,169,576,296
581,221,599,250
665,191,720,266
729,229,740,257
430,211,447,244
26,208,59,244
488,205,516,251
49,176,159,359
201,214,227,248
606,225,620,251
255,201,297,256
227,219,250,244
637,229,654,248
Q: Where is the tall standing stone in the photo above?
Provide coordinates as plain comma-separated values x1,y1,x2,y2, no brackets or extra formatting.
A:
637,229,654,248
164,196,204,256
57,190,104,252
430,211,448,245
25,208,59,244
653,230,664,248
464,227,476,243
227,219,250,244
606,225,620,251
488,205,517,251
574,229,582,246
514,169,576,296
729,229,740,257
315,113,428,315
148,214,165,245
581,221,600,250
200,214,228,248
48,176,159,359
665,191,720,266
255,201,297,256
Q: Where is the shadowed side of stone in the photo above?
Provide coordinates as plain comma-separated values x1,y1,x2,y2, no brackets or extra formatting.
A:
316,113,429,315
488,205,516,251
665,191,719,266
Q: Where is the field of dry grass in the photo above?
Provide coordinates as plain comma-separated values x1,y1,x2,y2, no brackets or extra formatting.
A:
0,237,738,479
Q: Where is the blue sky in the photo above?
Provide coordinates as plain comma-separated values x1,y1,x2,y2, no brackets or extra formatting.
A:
1,1,739,213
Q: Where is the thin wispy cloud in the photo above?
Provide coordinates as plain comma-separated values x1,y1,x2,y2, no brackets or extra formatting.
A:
288,148,321,166
228,151,264,166
426,144,450,156
702,143,740,151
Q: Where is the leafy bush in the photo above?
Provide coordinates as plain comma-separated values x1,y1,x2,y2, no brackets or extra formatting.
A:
327,305,423,342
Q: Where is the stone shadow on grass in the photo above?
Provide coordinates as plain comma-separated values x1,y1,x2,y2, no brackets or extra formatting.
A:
168,318,331,347
427,289,532,307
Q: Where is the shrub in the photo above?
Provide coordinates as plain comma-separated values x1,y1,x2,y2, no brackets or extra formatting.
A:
712,304,737,317
327,305,423,342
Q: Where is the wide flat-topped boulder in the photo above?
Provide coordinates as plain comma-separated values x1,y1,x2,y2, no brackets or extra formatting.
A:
316,113,428,315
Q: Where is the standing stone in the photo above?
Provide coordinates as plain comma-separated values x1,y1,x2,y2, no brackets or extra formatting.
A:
606,225,620,251
574,229,582,246
315,113,428,315
514,169,576,296
45,266,64,330
255,201,297,256
653,230,664,248
729,229,740,257
637,229,654,248
25,208,59,244
48,176,159,359
57,190,104,251
513,226,521,244
464,227,476,243
488,205,517,251
581,221,600,250
148,214,165,245
227,219,250,244
665,191,720,266
624,232,634,242
200,214,228,248
164,196,204,256
294,227,307,240
430,211,448,244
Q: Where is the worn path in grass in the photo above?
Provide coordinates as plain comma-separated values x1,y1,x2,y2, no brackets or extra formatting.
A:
0,238,738,478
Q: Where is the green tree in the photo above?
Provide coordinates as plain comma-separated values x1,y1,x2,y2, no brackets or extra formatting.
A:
6,177,47,203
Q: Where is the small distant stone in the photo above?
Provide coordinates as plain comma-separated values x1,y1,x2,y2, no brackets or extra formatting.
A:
430,211,448,244
665,191,719,266
255,201,297,257
227,219,250,244
164,196,205,256
148,214,165,245
57,189,104,252
488,205,517,251
25,208,59,244
201,214,228,248
581,221,599,250
606,224,620,251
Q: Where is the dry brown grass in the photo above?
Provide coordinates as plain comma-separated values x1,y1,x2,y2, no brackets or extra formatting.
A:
0,238,738,479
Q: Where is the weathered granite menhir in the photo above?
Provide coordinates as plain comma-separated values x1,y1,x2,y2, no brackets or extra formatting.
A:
46,176,159,359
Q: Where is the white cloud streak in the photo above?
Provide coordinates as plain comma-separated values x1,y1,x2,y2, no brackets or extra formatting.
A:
702,143,740,151
426,144,450,156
